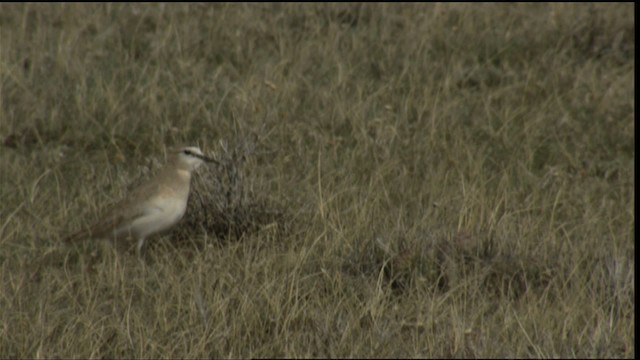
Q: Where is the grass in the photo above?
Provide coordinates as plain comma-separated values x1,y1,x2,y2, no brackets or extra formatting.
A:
0,3,634,358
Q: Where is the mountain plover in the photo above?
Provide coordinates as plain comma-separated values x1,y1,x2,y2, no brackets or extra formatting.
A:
65,146,216,253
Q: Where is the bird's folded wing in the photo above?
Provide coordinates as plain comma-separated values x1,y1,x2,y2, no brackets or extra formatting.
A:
62,177,163,242
63,205,148,242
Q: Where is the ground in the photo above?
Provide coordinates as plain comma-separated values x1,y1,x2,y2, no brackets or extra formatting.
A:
0,3,634,357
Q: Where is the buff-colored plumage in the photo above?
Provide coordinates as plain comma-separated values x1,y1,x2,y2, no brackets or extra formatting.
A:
65,146,215,253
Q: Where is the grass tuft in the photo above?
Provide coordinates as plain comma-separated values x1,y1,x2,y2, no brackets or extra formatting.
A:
0,3,633,358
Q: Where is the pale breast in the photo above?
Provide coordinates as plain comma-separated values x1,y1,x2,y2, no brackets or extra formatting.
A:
126,192,188,239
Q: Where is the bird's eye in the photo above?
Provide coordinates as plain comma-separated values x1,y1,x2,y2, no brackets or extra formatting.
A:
183,149,192,155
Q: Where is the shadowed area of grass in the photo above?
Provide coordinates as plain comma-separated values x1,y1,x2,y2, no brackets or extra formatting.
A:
0,3,634,358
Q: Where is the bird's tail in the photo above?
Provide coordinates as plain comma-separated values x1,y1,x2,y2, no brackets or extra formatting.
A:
62,216,122,243
62,227,96,243
62,222,107,243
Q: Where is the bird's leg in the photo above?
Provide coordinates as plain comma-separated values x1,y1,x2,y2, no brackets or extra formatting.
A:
136,237,146,257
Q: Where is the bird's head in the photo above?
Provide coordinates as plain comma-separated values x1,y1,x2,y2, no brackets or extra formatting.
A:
174,146,217,171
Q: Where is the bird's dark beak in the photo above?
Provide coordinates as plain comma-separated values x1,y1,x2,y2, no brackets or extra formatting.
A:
197,153,219,165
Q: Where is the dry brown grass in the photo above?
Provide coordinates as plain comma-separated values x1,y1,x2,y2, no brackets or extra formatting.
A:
0,3,634,358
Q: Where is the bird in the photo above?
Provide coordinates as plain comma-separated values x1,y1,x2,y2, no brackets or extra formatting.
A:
64,146,217,254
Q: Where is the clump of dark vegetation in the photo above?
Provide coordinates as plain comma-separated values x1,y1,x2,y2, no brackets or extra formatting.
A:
344,229,555,299
173,134,288,245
